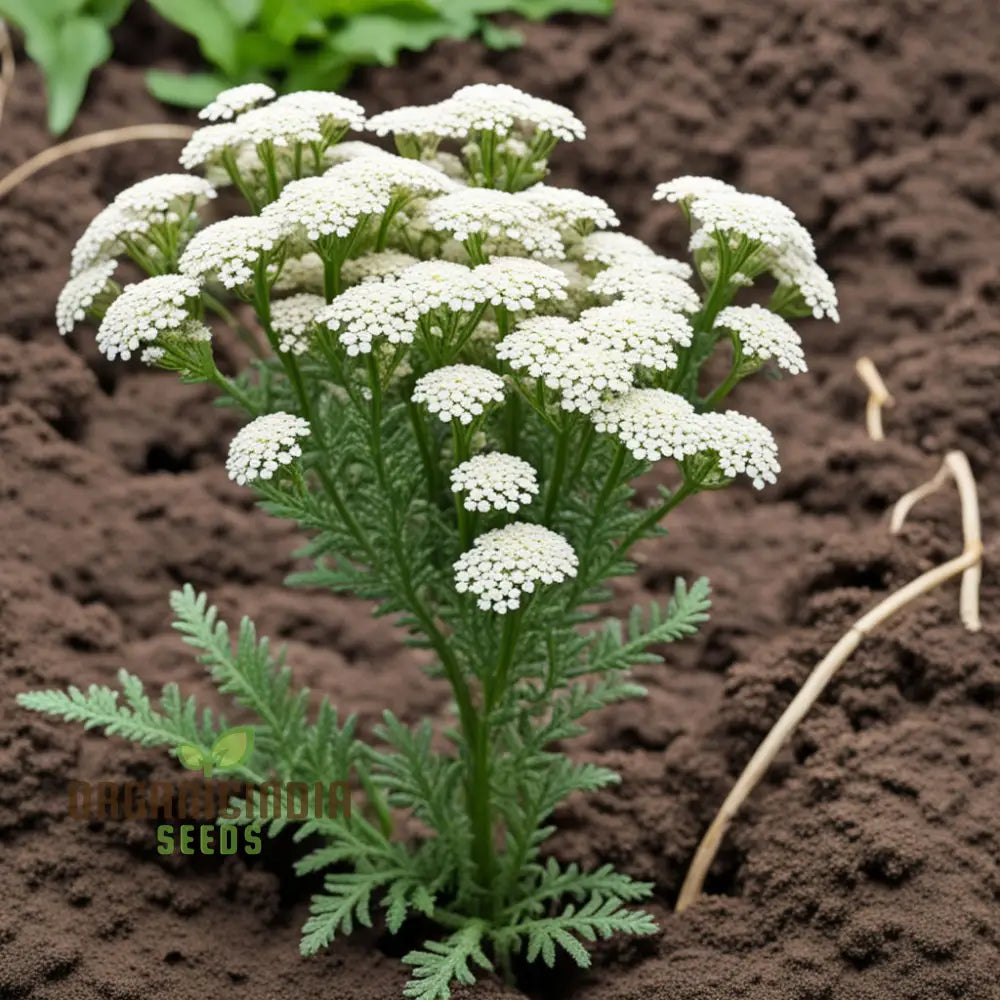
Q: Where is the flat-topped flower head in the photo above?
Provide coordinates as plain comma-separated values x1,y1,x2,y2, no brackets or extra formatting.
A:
592,388,701,462
688,190,814,260
179,122,244,170
113,174,216,222
446,84,585,143
450,453,540,513
578,302,692,372
56,260,118,335
412,364,505,424
139,320,212,367
325,141,392,165
468,257,569,312
326,153,459,199
653,176,736,207
694,410,780,489
590,263,701,313
395,260,483,313
365,103,465,147
271,294,327,354
427,189,564,260
518,184,618,235
226,412,311,486
70,204,149,276
268,90,365,134
771,248,840,322
342,251,420,286
264,176,390,243
95,274,201,361
318,279,419,356
453,521,578,613
235,103,324,148
573,231,657,268
497,317,632,413
179,215,285,289
199,83,276,121
716,304,807,374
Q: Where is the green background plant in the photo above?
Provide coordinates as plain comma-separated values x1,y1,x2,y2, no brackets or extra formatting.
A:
0,0,614,134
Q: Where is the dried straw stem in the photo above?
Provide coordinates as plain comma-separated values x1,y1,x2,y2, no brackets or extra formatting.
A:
855,356,895,441
0,19,13,131
0,124,195,201
675,521,982,912
891,450,982,632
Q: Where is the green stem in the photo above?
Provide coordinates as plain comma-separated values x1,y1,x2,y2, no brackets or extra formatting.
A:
543,426,570,522
452,422,473,549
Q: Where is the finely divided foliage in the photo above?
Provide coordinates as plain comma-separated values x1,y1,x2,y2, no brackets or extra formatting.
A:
23,83,837,999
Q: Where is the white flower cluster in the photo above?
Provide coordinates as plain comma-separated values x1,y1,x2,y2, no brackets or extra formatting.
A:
468,257,569,311
226,412,311,486
70,175,216,275
716,304,807,375
179,215,284,289
367,83,584,144
574,231,657,268
577,302,692,372
496,316,633,414
450,453,539,513
326,153,459,199
697,410,780,489
272,91,365,134
427,189,563,260
653,176,736,208
264,175,389,242
453,521,578,613
412,364,505,424
394,261,483,313
180,123,243,170
56,260,117,335
95,274,200,361
199,83,276,122
520,184,618,233
341,251,420,286
656,175,838,320
590,262,701,313
592,389,701,462
318,280,420,356
271,294,326,354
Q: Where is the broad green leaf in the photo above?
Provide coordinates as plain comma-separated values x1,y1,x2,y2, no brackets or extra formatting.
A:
326,10,478,66
259,0,324,45
145,69,230,109
212,726,255,768
219,0,261,27
86,0,132,28
234,31,295,72
176,743,209,771
146,0,239,76
479,21,523,49
32,16,111,133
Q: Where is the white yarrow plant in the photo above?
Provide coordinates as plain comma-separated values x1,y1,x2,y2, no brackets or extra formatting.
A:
27,81,838,1000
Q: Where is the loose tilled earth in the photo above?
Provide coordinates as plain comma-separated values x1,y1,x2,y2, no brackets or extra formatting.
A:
1,1,998,997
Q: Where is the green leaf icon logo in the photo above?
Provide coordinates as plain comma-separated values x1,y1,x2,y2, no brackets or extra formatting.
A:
176,743,210,775
211,726,255,770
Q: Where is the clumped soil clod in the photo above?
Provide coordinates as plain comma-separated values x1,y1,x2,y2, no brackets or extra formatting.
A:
1,2,998,998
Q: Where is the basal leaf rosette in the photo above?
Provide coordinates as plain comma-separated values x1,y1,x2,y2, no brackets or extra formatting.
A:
453,521,578,613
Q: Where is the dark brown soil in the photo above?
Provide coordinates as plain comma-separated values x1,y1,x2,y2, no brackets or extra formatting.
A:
2,1,998,998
